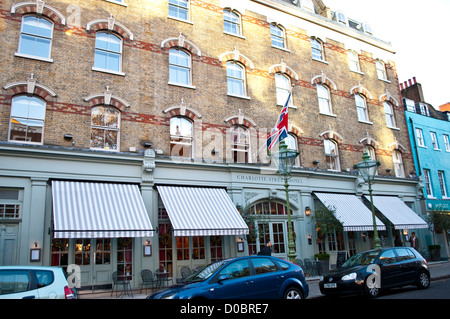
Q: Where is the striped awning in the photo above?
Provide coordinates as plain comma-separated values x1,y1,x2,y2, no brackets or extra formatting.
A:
157,186,249,237
367,196,428,230
52,181,154,238
315,193,386,231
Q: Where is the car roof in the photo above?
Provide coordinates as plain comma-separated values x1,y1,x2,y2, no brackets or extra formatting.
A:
0,266,63,271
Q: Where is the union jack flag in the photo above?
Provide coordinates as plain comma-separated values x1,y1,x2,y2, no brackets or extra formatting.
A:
267,92,291,151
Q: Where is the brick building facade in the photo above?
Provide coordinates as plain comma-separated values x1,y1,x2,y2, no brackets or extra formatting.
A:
0,0,429,289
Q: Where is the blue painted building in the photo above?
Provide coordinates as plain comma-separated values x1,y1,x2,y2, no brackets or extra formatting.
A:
402,78,450,258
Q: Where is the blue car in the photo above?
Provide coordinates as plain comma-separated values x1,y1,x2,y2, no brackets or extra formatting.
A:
148,256,309,299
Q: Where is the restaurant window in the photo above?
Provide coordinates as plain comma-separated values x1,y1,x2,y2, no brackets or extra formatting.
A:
177,237,189,260
117,238,133,277
75,239,91,265
158,223,173,275
192,236,205,260
90,106,120,151
170,117,193,158
210,236,223,262
51,239,69,267
9,95,45,144
95,239,111,264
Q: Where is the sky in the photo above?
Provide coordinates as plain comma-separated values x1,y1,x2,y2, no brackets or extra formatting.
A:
327,0,450,109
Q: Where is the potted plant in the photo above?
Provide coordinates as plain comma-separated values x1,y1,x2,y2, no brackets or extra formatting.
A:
314,253,330,274
428,245,441,262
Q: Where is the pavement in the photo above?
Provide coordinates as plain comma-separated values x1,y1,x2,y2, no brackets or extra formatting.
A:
78,260,450,299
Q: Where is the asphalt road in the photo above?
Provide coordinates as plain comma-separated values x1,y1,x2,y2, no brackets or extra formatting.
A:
378,278,450,299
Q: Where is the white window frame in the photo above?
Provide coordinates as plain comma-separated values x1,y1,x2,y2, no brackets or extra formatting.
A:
419,103,430,116
384,102,396,128
275,73,293,107
348,50,361,73
93,32,123,75
270,24,286,50
363,145,378,175
8,95,46,145
170,116,193,158
438,171,448,198
392,150,405,178
17,15,54,62
355,94,369,122
416,128,425,147
324,139,340,171
430,132,440,150
169,48,192,86
404,98,416,112
423,169,433,198
376,60,388,81
90,106,120,151
226,61,247,97
311,38,324,61
223,9,242,37
231,125,251,163
168,0,190,22
443,134,450,152
317,84,333,115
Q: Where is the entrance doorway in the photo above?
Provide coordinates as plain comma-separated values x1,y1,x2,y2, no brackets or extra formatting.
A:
175,236,207,278
0,224,19,265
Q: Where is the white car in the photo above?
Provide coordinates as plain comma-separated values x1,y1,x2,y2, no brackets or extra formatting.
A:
0,266,76,299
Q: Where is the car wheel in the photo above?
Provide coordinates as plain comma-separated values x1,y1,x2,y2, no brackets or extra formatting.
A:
364,276,380,298
417,270,430,289
283,287,303,299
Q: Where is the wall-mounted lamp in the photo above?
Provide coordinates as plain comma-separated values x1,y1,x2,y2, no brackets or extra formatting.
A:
385,168,392,175
312,160,320,168
305,206,311,216
403,229,408,236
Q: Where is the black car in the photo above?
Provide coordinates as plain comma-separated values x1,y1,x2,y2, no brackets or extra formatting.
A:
319,247,430,298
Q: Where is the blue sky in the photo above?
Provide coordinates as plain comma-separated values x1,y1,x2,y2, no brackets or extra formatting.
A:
329,0,450,108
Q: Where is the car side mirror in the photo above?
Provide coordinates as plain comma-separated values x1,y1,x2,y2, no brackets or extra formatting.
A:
218,274,229,283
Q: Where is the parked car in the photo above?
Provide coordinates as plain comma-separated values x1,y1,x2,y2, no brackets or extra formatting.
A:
148,256,309,299
319,247,430,298
0,266,77,299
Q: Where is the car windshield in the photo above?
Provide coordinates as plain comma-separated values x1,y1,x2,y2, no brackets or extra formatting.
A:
341,250,381,268
183,259,231,283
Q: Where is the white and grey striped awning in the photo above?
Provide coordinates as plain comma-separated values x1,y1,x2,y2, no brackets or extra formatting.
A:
52,181,154,238
315,193,386,231
367,196,428,230
157,186,249,237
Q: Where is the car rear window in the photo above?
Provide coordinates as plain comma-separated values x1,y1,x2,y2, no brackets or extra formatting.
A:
35,270,54,288
253,258,277,274
0,270,30,295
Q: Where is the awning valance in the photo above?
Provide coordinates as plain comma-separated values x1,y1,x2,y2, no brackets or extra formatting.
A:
52,181,154,238
367,196,428,230
157,186,249,237
315,193,386,231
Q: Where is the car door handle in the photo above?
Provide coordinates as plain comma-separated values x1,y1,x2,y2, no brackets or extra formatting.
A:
22,295,36,299
277,275,285,279
245,280,254,285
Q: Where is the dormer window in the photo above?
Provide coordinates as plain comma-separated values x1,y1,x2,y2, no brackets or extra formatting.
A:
335,11,347,25
363,23,373,35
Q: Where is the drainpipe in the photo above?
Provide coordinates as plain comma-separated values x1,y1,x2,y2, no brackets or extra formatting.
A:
409,117,422,175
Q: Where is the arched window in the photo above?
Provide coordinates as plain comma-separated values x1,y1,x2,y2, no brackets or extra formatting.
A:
169,48,191,85
392,150,405,178
170,117,193,158
348,50,361,73
383,102,396,128
94,32,122,73
355,94,369,122
223,9,241,36
317,84,332,115
275,73,293,107
18,15,53,60
9,95,46,144
311,38,324,61
226,61,246,97
376,60,387,81
285,134,300,167
363,145,378,175
270,24,286,49
90,106,120,150
324,139,340,171
231,125,250,163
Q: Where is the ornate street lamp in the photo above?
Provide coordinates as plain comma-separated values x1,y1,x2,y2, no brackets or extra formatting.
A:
271,140,300,262
353,152,381,249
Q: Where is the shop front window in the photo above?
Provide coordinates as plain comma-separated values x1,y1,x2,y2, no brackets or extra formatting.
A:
95,238,111,265
75,239,91,265
51,239,69,267
158,223,173,275
210,236,223,262
117,238,133,278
